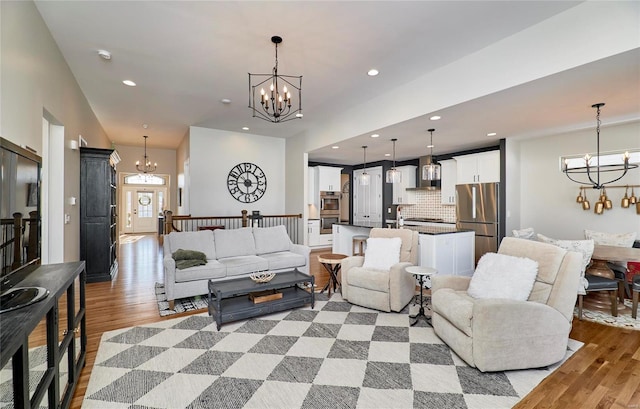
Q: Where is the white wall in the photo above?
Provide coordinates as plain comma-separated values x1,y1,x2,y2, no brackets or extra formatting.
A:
1,1,110,263
188,127,286,217
505,139,522,235
175,129,190,215
519,121,640,240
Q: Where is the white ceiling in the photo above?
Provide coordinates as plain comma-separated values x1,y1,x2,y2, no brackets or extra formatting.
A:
34,1,640,165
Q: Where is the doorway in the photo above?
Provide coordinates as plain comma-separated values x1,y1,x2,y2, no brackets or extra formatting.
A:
120,173,169,234
122,187,167,233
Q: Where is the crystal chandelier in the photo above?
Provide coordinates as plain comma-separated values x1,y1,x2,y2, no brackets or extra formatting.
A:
360,146,370,186
561,103,637,189
136,135,157,174
422,129,441,181
248,36,303,123
386,138,402,183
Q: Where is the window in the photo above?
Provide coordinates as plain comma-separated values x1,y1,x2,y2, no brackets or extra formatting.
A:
124,174,165,185
560,149,639,171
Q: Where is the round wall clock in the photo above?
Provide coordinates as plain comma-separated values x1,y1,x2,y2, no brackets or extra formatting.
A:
227,162,267,203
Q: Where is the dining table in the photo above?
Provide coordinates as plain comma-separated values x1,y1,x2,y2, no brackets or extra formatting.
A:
585,244,640,312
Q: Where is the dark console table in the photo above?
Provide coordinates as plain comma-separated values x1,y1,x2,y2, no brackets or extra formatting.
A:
208,269,314,330
0,262,86,409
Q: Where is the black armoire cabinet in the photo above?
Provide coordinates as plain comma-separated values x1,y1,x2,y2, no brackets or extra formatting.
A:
80,147,118,282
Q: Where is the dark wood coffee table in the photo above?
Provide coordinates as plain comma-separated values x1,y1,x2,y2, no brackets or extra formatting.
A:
208,269,314,330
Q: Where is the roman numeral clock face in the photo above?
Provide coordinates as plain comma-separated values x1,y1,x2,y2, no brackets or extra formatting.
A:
227,162,267,203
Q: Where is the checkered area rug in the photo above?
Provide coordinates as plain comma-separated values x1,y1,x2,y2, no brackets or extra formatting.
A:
83,293,582,409
155,283,208,316
1,345,49,407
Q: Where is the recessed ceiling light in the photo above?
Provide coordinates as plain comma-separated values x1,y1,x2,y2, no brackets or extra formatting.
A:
123,80,136,86
384,153,391,157
427,144,434,149
242,127,249,131
370,134,379,138
332,146,339,149
97,49,111,60
367,69,379,77
487,132,497,136
430,115,441,121
142,124,149,129
296,113,304,118
221,98,231,104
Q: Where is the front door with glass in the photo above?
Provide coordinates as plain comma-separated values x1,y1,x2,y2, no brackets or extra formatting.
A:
123,188,163,233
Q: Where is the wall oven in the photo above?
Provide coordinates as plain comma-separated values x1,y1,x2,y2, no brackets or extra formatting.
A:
320,215,340,234
320,192,340,214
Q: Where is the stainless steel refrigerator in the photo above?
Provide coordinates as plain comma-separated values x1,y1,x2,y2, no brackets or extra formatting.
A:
456,183,500,263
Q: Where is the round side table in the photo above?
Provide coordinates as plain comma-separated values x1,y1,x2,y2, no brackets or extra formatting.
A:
405,266,438,326
318,253,348,297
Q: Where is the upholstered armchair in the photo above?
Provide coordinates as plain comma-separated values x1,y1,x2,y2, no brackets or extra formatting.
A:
431,237,582,372
341,228,419,312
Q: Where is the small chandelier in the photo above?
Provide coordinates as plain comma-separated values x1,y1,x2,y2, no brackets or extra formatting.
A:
360,146,370,186
561,103,637,189
422,128,441,181
136,135,157,174
386,138,402,183
248,36,303,123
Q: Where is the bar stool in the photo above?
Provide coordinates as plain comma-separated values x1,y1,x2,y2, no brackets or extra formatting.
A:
352,235,368,256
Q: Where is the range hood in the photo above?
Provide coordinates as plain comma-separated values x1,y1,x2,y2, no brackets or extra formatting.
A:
406,156,441,190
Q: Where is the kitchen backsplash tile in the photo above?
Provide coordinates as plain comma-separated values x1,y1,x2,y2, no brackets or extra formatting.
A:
399,190,456,223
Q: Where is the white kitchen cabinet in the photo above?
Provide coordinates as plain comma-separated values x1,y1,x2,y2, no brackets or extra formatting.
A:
454,151,500,184
353,166,383,224
316,166,342,192
391,165,417,205
317,232,333,247
308,220,320,246
440,159,457,205
418,231,475,276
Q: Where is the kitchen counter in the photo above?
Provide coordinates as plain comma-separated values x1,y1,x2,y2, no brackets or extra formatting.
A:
404,225,473,235
337,221,386,229
336,222,471,236
334,222,475,275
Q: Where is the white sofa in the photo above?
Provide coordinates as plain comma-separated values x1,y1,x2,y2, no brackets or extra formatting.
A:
163,225,310,308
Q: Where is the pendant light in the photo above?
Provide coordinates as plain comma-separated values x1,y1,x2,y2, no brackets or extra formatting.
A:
562,103,637,189
360,146,370,186
135,135,157,174
248,36,303,123
422,128,441,181
386,138,402,183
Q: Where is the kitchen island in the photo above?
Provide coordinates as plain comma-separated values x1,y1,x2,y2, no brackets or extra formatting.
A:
333,222,475,276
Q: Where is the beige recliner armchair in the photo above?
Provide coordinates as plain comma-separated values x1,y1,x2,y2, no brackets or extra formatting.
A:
341,228,419,312
431,237,582,372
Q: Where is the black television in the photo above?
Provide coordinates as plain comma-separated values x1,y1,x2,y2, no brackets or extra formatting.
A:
0,137,42,291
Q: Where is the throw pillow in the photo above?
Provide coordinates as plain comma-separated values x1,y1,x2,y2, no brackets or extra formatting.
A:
362,237,402,271
536,234,594,295
253,225,291,255
512,227,536,240
584,229,636,247
467,252,538,301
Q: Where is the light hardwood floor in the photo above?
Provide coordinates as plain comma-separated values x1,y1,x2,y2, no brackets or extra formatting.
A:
69,234,640,409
